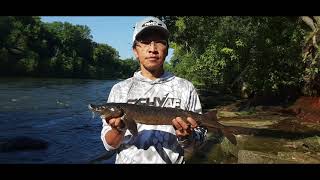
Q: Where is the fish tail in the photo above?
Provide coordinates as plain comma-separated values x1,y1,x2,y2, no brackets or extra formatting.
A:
203,110,237,145
203,110,218,121
222,128,237,145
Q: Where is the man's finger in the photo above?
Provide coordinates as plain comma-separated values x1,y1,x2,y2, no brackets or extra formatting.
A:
187,117,198,128
172,118,183,131
175,130,184,137
114,118,119,127
108,118,115,125
176,117,189,130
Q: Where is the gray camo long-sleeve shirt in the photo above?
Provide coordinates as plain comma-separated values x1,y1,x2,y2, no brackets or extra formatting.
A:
101,71,207,164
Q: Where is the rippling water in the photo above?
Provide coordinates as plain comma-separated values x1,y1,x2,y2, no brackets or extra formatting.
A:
0,77,120,163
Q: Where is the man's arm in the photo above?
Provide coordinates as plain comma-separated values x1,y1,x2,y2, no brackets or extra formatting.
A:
101,84,128,150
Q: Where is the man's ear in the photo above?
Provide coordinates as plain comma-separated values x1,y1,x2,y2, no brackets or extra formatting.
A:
165,41,169,56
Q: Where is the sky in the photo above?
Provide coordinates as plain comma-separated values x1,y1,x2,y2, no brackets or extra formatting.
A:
40,16,174,61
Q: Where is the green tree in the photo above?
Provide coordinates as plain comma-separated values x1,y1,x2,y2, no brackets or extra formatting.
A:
161,16,306,98
300,16,320,96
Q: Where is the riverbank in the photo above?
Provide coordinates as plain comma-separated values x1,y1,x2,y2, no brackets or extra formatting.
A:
185,90,320,164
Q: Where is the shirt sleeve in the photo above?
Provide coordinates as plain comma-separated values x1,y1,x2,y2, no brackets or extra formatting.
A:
100,84,122,151
100,115,119,151
107,84,119,103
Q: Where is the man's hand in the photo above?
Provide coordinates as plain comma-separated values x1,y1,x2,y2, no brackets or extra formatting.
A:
172,117,198,138
104,117,126,149
105,117,126,133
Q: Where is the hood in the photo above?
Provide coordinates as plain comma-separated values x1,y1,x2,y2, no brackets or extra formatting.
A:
133,71,175,85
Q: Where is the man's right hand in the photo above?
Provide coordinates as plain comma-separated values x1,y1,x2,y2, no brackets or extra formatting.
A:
106,117,126,132
104,117,126,149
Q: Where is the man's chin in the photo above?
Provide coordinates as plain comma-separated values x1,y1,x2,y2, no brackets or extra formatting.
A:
145,65,163,73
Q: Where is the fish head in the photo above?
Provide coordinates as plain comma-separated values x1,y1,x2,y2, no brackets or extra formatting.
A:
88,104,124,119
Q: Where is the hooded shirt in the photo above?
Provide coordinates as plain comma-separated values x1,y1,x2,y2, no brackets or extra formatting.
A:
101,71,207,164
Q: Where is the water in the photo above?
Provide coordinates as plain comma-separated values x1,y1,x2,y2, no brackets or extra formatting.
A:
0,77,120,163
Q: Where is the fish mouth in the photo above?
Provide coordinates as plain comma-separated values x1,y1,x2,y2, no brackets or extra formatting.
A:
88,104,113,118
88,104,100,112
88,104,94,110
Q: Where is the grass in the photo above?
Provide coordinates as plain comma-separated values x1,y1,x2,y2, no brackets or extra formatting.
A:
236,107,257,116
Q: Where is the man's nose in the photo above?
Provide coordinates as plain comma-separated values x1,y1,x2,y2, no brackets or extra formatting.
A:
148,42,158,52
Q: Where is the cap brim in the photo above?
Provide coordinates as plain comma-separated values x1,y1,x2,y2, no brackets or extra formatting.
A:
135,26,169,40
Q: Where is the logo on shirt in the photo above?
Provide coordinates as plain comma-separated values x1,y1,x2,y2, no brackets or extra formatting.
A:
127,93,181,108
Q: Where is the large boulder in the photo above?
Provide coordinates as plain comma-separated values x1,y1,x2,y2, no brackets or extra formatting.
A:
288,97,320,123
220,134,320,164
238,150,296,164
238,150,320,164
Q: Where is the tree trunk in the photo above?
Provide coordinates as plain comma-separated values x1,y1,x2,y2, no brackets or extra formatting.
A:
301,16,320,96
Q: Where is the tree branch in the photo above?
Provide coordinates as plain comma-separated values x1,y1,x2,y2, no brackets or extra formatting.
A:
312,16,320,26
301,16,316,31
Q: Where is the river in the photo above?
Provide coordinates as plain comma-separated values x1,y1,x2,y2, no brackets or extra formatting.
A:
0,77,120,164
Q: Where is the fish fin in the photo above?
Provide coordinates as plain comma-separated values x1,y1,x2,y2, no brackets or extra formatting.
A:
204,109,237,145
204,109,218,121
223,129,237,145
91,112,96,119
122,115,138,136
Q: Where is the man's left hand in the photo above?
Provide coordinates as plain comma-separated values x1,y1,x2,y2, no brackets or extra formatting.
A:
172,117,198,138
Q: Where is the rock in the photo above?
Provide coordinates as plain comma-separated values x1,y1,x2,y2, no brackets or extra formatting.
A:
191,98,320,163
0,136,49,152
277,152,320,163
185,141,223,164
219,118,278,129
299,136,320,152
217,111,239,118
219,134,320,164
220,136,239,157
288,97,320,123
254,106,264,111
238,150,297,164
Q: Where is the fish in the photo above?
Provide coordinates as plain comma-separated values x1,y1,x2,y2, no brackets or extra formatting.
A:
88,103,320,146
88,103,238,145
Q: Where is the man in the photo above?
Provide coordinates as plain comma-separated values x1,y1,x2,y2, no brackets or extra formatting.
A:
100,16,208,164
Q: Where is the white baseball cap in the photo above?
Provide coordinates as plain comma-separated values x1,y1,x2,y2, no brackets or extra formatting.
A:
132,16,169,43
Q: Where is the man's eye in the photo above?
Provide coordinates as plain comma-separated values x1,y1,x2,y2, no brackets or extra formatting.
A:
155,40,167,45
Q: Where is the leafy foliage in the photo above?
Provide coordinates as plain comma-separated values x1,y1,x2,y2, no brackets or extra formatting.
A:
0,16,139,79
159,16,309,97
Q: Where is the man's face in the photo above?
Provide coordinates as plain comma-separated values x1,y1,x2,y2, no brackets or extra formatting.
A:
133,31,168,73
